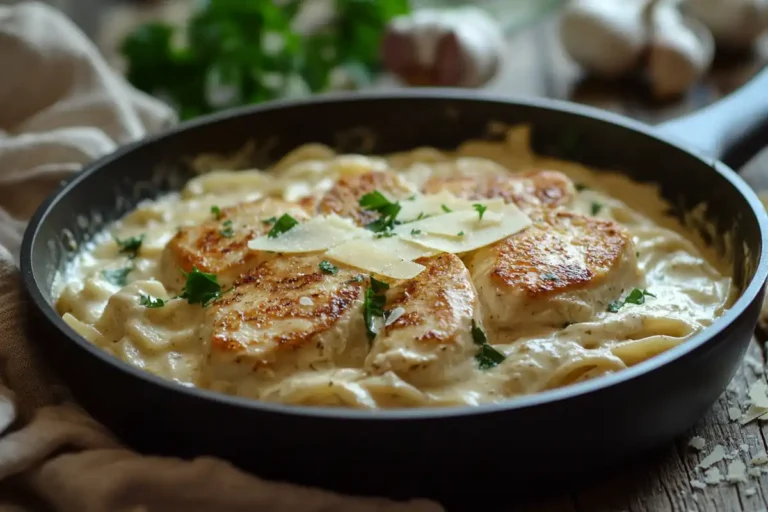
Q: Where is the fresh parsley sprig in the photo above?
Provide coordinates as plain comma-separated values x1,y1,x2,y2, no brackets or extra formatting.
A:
219,219,234,237
471,320,505,369
473,203,487,220
363,275,389,341
359,191,401,233
102,265,134,286
607,288,655,313
178,267,222,306
139,294,166,308
319,260,339,275
114,234,144,259
267,214,299,238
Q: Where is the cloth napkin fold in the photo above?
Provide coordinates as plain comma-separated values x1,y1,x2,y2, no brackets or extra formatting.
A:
0,3,443,511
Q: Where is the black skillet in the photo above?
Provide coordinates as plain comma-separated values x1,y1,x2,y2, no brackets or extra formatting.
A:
19,68,768,506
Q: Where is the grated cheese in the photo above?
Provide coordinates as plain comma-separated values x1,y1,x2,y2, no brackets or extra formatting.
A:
728,406,743,422
325,239,426,280
699,445,727,469
746,488,757,497
726,459,747,483
703,467,723,485
740,443,749,452
247,215,365,253
749,467,763,477
749,380,768,408
688,436,706,451
751,451,768,465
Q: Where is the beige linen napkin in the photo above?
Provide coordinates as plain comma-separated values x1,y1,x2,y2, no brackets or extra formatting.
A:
0,3,442,511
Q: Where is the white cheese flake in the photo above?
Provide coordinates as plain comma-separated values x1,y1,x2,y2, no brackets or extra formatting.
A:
325,239,426,280
749,467,763,477
729,406,743,422
385,307,406,327
749,380,768,408
690,479,707,490
699,445,727,469
703,467,723,485
751,451,768,465
397,191,504,221
745,488,757,497
366,235,438,261
396,202,532,254
247,215,365,253
726,459,747,483
739,404,768,425
740,443,749,452
299,296,314,306
688,436,706,451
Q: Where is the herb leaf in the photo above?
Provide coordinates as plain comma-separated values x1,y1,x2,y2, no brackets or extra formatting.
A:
219,219,234,237
457,231,465,236
114,234,144,258
267,214,299,238
575,183,588,191
319,260,339,275
441,204,452,213
608,288,655,313
262,216,277,225
410,229,422,236
178,267,222,306
211,205,222,219
590,202,603,216
102,266,133,286
471,320,505,369
473,203,487,220
139,294,166,308
363,275,390,341
359,190,401,233
370,276,390,294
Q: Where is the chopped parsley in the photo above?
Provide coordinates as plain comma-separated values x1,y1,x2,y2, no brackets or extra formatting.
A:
590,202,603,216
102,266,133,286
262,216,277,225
114,234,144,258
267,214,299,238
410,228,422,236
374,231,396,238
346,274,365,284
441,204,452,213
471,320,505,369
178,267,222,306
542,272,558,281
359,190,401,232
211,205,222,219
607,288,656,313
363,276,390,341
319,260,339,275
139,294,166,308
457,231,465,236
219,219,234,237
575,183,588,192
473,203,487,220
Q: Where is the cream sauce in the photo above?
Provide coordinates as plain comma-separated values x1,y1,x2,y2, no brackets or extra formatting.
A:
53,126,735,408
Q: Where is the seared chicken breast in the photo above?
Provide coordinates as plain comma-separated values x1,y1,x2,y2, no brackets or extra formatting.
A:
467,210,639,333
422,169,576,213
160,198,311,291
365,253,480,387
318,171,415,226
200,255,369,394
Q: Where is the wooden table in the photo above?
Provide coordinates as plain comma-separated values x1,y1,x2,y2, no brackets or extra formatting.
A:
97,4,768,511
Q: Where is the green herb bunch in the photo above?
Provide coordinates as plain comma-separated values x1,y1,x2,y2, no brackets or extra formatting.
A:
120,0,410,120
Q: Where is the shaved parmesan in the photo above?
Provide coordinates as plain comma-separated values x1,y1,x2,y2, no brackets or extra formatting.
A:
746,488,757,496
749,467,763,477
247,215,366,253
326,239,426,279
367,235,438,261
396,203,532,254
751,451,768,465
726,459,747,483
750,380,768,408
699,445,726,469
690,479,707,490
688,436,706,451
703,467,723,485
397,190,504,221
729,406,743,422
385,307,406,326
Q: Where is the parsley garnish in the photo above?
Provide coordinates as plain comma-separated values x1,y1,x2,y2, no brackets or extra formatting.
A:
575,183,588,192
471,320,505,369
114,234,144,258
139,294,166,308
590,202,603,216
542,272,558,281
319,260,338,275
262,216,277,225
219,219,234,237
411,229,422,236
441,204,452,213
211,205,222,220
363,276,390,341
102,266,133,286
607,288,655,313
473,203,487,220
267,214,299,238
359,190,401,232
374,231,396,238
178,267,222,306
457,231,465,236
347,274,364,284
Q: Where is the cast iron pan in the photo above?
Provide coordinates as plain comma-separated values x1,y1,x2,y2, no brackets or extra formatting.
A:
19,68,768,507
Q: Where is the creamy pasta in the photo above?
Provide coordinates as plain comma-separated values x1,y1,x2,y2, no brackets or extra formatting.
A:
54,126,734,409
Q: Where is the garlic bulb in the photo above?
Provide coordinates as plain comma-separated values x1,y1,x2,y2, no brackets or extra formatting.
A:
381,7,505,88
683,0,768,49
559,0,649,78
647,1,714,99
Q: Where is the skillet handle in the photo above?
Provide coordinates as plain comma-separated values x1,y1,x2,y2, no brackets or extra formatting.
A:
656,66,768,166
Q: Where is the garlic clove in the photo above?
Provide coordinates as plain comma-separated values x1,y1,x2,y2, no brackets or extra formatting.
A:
559,0,649,78
682,0,768,49
647,2,714,99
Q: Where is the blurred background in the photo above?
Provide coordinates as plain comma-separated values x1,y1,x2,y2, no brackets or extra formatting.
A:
11,0,768,126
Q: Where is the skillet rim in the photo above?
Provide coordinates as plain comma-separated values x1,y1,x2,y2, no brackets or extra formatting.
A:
19,89,768,421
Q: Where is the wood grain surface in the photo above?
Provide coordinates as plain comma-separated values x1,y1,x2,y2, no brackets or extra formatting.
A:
96,4,768,511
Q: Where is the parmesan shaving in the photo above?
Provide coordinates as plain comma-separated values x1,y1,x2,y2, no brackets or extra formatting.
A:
749,467,763,477
326,239,426,279
367,235,438,261
385,307,406,327
690,479,707,490
247,215,365,253
726,459,747,483
397,191,504,221
699,444,726,469
749,380,768,408
751,451,768,465
728,406,743,422
396,203,532,254
688,436,706,451
745,488,757,497
703,467,723,485
739,404,768,425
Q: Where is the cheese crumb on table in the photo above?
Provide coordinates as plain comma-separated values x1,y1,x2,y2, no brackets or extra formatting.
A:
726,459,747,483
698,445,726,469
688,436,706,451
703,467,723,485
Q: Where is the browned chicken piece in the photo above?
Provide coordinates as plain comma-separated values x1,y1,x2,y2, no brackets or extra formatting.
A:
160,197,312,291
200,255,369,394
365,253,481,387
421,169,576,213
466,210,640,333
317,171,415,226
